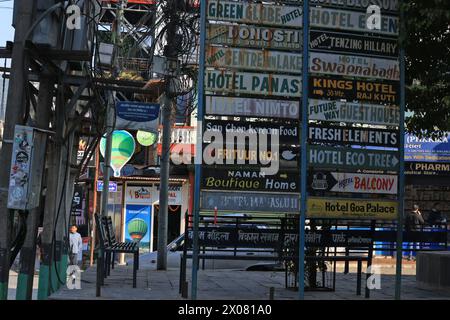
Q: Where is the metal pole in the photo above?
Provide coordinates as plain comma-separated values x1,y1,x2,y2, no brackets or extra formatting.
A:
157,94,171,270
191,0,207,300
0,2,34,300
298,0,310,300
395,0,406,300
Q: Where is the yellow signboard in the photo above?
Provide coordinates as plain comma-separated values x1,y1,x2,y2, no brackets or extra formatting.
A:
307,197,398,220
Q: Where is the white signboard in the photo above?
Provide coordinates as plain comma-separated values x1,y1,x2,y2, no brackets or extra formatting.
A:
207,1,303,27
205,96,300,119
206,46,302,74
312,172,398,195
125,185,182,206
310,7,399,36
205,70,302,97
308,99,400,126
309,52,400,81
207,24,302,51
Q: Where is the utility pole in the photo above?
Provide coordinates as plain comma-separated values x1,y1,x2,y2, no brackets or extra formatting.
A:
0,3,34,300
96,0,125,295
16,70,54,300
157,0,177,271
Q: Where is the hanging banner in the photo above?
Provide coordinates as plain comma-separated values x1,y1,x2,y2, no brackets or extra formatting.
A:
308,99,400,126
115,102,160,133
310,0,399,14
405,133,450,163
310,7,399,36
205,46,302,74
203,144,299,168
204,119,299,145
308,146,400,171
309,30,399,58
207,1,303,27
205,70,302,97
309,52,400,81
308,171,398,195
202,168,299,193
308,124,399,148
307,197,398,219
207,24,302,51
200,191,299,213
405,162,450,176
205,96,300,119
309,75,400,105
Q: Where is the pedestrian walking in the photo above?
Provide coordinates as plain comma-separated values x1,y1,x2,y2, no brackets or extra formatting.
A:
69,225,83,266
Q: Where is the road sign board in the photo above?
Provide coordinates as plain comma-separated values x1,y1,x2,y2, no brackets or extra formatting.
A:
205,46,302,74
207,24,302,51
308,99,400,126
310,7,399,36
309,30,399,58
205,96,300,119
308,146,400,171
309,75,400,105
202,167,299,193
307,197,398,219
308,171,398,195
308,124,399,148
97,181,118,192
207,1,303,27
200,191,300,213
309,52,400,81
204,119,299,146
205,70,302,97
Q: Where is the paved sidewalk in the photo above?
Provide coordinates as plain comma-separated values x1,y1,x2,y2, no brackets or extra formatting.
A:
49,258,450,300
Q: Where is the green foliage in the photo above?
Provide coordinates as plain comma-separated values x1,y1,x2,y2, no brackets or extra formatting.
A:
403,0,450,137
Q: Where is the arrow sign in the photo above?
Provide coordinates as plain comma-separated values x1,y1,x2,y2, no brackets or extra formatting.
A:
308,171,398,195
308,146,400,171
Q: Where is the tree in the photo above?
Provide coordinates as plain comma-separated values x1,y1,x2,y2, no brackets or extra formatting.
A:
403,0,450,137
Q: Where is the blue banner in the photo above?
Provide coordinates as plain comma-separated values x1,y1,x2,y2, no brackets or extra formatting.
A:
124,204,152,251
405,134,450,162
116,101,160,132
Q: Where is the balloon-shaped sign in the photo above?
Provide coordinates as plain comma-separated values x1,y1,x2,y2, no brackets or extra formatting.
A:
100,130,135,177
136,130,158,147
127,218,148,242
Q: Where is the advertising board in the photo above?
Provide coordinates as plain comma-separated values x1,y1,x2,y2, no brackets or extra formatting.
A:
310,7,399,36
207,1,302,27
202,167,299,193
308,124,399,148
309,146,400,171
309,52,400,81
207,24,302,51
309,30,399,58
307,197,398,219
308,99,400,126
200,191,299,213
205,70,302,97
309,75,400,104
205,96,300,119
206,46,302,74
308,171,398,195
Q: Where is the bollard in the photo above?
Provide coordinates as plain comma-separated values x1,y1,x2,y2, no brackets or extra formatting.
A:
269,287,275,300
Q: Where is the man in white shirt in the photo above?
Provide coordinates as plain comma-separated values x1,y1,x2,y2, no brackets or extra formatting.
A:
69,225,83,266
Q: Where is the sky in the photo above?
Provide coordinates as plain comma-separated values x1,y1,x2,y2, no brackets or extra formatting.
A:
0,1,14,45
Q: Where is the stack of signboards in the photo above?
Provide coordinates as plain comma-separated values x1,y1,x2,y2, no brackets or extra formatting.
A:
200,0,303,216
306,1,401,220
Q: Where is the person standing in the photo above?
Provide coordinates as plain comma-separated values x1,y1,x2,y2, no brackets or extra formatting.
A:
405,204,424,260
69,225,83,266
427,203,446,226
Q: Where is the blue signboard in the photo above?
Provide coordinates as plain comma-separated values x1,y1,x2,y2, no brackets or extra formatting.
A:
116,101,160,132
124,204,152,252
96,181,118,192
405,134,450,163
